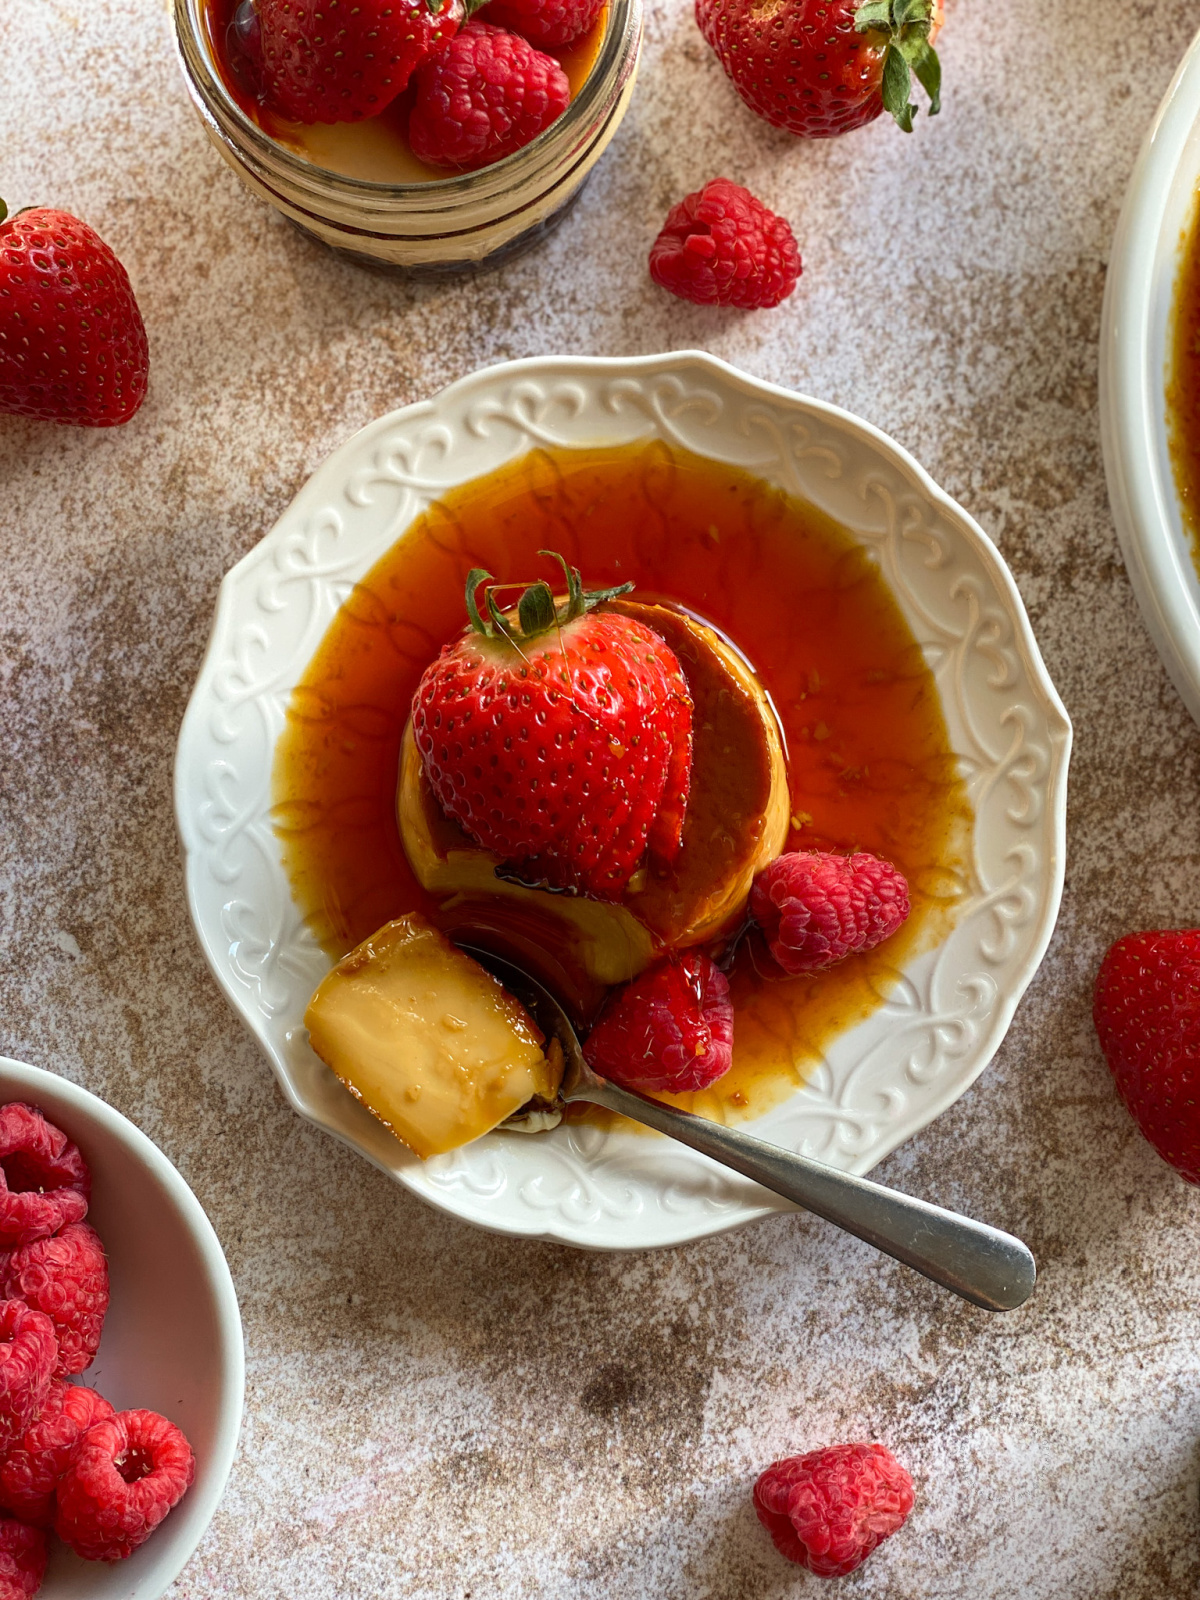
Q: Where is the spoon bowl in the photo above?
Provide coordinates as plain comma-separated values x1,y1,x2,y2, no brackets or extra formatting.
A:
463,945,1037,1313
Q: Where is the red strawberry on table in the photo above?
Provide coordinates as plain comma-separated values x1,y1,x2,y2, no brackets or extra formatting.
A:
695,0,943,139
256,0,466,123
1093,930,1200,1184
754,1443,914,1576
411,554,693,901
0,203,148,428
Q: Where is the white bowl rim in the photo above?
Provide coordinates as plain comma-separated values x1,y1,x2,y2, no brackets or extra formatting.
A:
175,349,1072,1250
1100,23,1200,726
0,1054,244,1595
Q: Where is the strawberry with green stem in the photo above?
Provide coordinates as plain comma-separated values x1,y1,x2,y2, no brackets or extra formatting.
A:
412,553,694,901
695,0,943,140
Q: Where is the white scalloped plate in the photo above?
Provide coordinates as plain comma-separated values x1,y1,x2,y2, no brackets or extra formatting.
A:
1100,23,1200,728
175,352,1071,1251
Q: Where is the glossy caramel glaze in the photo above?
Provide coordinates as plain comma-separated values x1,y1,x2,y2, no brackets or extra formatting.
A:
273,442,974,1125
201,0,607,184
1168,186,1200,571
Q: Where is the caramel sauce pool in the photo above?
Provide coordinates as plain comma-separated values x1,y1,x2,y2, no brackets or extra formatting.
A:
1168,187,1200,571
273,442,973,1129
202,0,607,184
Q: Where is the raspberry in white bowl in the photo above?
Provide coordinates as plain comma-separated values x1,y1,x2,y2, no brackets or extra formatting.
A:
0,1057,241,1598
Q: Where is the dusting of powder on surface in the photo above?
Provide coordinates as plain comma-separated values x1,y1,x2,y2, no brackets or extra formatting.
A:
2,1,1200,1594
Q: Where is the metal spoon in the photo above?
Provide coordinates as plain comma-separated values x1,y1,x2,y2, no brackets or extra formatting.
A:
464,947,1037,1313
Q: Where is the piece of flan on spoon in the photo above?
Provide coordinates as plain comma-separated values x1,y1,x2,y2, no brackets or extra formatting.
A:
305,914,562,1159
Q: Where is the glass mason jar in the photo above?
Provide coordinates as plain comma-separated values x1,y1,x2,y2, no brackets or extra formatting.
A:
172,0,642,275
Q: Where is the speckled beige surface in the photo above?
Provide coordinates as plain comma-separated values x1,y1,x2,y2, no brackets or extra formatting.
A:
2,0,1200,1593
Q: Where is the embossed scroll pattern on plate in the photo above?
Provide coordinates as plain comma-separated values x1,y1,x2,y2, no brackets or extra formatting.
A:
176,354,1071,1250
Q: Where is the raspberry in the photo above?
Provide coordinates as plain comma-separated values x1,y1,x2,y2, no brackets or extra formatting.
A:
695,0,943,141
0,1224,109,1379
0,1105,89,1249
0,1518,46,1600
583,953,734,1094
0,1381,114,1528
55,1409,195,1563
649,178,801,310
754,1443,914,1577
0,1304,56,1457
750,850,910,974
408,21,570,172
484,0,603,47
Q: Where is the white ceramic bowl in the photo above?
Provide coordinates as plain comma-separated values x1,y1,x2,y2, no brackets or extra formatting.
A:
0,1056,243,1599
176,351,1071,1251
1101,24,1200,726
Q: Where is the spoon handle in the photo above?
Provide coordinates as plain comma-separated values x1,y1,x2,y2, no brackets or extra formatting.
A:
575,1081,1036,1312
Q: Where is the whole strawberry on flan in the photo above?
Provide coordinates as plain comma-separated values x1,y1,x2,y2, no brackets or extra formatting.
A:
411,555,694,901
